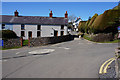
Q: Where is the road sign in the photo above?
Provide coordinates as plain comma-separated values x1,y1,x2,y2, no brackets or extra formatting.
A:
118,26,120,31
0,40,3,47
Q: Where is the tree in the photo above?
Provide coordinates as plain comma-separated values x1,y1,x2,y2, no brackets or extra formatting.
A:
68,15,77,22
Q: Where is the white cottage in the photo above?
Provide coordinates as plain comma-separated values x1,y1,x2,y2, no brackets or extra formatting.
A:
73,17,82,32
0,10,68,39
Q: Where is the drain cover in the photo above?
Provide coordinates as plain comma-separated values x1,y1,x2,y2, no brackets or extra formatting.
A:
29,49,55,54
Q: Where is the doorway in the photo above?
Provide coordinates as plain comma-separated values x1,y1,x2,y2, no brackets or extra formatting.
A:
54,31,58,36
28,31,32,38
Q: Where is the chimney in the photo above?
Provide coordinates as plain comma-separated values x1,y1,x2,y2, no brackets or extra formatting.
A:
65,11,68,18
14,10,19,17
49,11,53,18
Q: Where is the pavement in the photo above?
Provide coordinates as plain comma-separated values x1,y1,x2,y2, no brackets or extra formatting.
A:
1,38,118,78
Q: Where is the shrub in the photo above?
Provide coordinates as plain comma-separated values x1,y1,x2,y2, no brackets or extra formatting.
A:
78,21,87,33
92,10,120,33
1,30,18,39
92,33,113,42
88,13,98,28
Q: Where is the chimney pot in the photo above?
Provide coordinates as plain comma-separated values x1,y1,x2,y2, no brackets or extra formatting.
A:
65,11,68,18
14,10,19,17
49,10,53,18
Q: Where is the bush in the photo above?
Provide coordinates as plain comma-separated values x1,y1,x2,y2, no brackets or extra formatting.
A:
1,30,18,39
92,10,120,33
92,33,113,42
78,21,87,33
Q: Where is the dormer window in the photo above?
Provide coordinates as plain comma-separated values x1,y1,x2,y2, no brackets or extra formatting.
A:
61,25,64,29
21,24,25,30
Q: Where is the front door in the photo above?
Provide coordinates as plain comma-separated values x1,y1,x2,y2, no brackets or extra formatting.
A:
54,31,58,36
28,31,32,38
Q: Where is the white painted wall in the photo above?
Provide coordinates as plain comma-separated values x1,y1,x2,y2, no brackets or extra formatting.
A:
41,25,68,37
13,24,21,37
13,24,37,39
25,25,37,39
11,24,68,39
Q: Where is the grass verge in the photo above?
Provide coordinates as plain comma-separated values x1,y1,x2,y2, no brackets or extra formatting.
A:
1,46,21,50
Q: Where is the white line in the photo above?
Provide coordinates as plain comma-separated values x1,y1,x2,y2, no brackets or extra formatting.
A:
16,52,20,54
3,60,7,62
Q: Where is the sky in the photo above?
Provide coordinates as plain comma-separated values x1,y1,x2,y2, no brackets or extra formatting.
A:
2,2,119,21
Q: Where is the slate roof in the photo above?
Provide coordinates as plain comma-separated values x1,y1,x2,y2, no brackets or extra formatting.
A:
0,15,68,25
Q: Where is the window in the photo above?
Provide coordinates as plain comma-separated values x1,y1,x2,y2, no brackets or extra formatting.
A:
21,24,25,30
37,31,40,37
54,31,58,36
21,31,25,37
37,25,41,30
2,24,5,29
61,25,64,29
61,31,64,36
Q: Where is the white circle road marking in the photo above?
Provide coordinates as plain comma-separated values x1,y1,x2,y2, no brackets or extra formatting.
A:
28,49,55,54
16,52,20,54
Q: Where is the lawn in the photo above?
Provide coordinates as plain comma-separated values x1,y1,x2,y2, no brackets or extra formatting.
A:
1,46,21,50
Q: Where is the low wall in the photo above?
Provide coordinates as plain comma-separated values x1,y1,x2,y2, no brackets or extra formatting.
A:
30,35,74,47
3,38,21,48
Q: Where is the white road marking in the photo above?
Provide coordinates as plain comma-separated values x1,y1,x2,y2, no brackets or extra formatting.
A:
79,43,83,44
3,60,7,62
16,52,20,54
58,47,70,50
29,49,55,54
64,48,70,50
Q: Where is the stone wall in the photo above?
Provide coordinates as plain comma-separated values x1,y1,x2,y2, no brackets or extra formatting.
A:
3,38,21,48
30,35,74,47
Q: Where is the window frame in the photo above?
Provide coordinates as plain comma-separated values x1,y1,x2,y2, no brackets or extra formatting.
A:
21,24,25,30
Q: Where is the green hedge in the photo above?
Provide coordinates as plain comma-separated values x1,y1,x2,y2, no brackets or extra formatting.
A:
1,30,18,39
92,10,120,33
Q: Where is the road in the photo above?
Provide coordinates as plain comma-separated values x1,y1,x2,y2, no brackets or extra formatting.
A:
2,38,118,78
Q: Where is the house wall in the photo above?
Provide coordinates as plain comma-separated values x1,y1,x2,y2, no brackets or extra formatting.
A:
13,24,21,37
0,23,13,30
13,24,37,39
25,24,37,39
41,25,68,37
5,24,68,39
